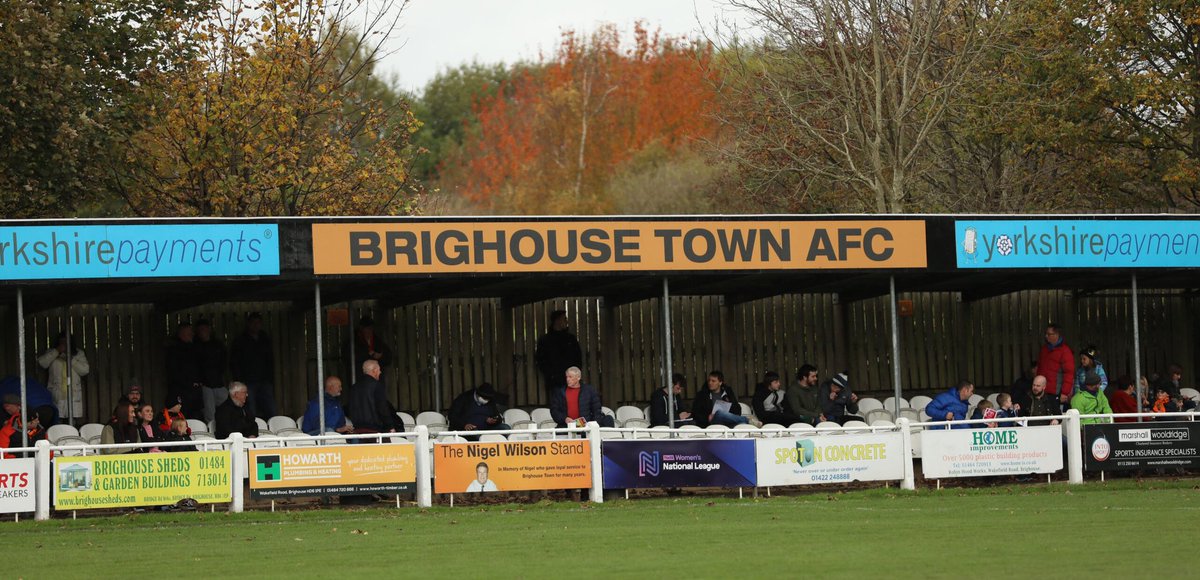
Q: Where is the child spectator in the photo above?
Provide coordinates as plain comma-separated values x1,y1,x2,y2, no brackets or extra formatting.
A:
994,393,1019,425
1151,386,1179,418
161,419,196,452
970,400,997,428
159,395,189,434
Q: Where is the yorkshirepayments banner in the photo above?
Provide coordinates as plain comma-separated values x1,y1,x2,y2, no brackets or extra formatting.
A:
0,224,280,280
956,220,1200,268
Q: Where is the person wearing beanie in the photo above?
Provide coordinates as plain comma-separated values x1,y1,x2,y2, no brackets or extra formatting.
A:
1070,371,1112,425
1073,346,1108,394
818,371,860,425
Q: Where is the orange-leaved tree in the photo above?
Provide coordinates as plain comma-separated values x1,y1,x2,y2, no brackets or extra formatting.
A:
453,23,719,213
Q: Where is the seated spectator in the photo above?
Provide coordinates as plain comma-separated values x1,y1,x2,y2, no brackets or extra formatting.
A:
346,360,403,435
753,371,799,426
449,382,510,438
1009,361,1038,412
134,403,163,452
691,370,752,428
994,393,1019,424
1151,385,1180,417
1024,375,1060,426
651,373,693,427
784,365,822,425
970,400,996,428
1108,376,1140,422
819,372,860,425
214,382,259,439
926,381,974,429
1,395,48,458
101,401,139,454
1073,346,1108,393
1153,363,1196,411
1070,371,1112,425
302,376,353,436
550,367,615,428
161,418,196,452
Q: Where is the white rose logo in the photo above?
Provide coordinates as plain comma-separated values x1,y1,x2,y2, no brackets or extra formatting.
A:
996,234,1014,257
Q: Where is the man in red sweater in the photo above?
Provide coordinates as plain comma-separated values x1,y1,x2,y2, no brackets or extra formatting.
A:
1108,376,1140,422
1037,323,1074,410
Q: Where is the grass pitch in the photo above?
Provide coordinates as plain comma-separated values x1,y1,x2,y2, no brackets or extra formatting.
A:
3,479,1196,578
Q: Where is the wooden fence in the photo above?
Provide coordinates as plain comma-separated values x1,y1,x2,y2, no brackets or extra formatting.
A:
0,290,1194,422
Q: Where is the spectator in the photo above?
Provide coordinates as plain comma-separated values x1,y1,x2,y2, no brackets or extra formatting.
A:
37,331,90,425
926,381,974,429
195,319,229,424
159,395,188,434
165,322,204,419
101,401,139,454
1108,376,1140,422
1070,371,1112,425
449,382,510,436
214,382,259,439
134,403,162,452
650,373,693,427
1024,375,1060,426
1073,346,1108,394
1010,360,1038,411
230,312,277,420
995,393,1019,424
1036,323,1075,410
161,419,196,452
550,367,614,428
302,376,353,436
1153,364,1197,412
819,372,860,425
1150,385,1180,417
116,381,143,409
351,317,391,375
784,365,822,425
970,400,996,428
535,310,583,396
752,371,799,426
346,360,403,435
1,395,48,457
691,370,752,428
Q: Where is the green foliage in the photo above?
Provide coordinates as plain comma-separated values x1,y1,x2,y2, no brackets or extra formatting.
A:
410,62,513,181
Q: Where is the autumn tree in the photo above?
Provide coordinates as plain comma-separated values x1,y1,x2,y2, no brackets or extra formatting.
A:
410,62,513,182
449,24,720,214
118,0,422,216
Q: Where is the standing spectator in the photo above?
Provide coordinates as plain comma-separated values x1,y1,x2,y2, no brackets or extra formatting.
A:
1108,376,1140,422
346,360,403,435
351,317,391,375
785,365,822,425
691,370,752,428
1010,361,1038,412
535,310,583,397
101,401,139,454
302,376,353,436
819,372,860,425
195,319,228,424
134,403,163,452
1071,371,1112,425
550,367,614,428
1024,375,1060,426
214,382,259,439
752,371,799,426
1073,346,1108,394
37,331,90,424
230,312,277,420
650,373,692,427
449,382,510,437
1036,323,1075,410
1153,364,1197,411
165,322,204,419
926,381,974,429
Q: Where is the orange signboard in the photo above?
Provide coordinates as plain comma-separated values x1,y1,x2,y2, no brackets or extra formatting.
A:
433,440,592,493
312,221,927,274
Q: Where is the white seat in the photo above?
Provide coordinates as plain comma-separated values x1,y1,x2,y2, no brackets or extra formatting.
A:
187,419,209,433
397,411,417,431
268,416,297,432
478,433,507,442
732,423,759,438
882,396,910,411
287,438,317,447
537,420,558,430
704,424,730,438
843,420,869,428
416,411,448,425
622,418,650,430
254,417,269,432
857,397,884,413
1180,387,1199,402
78,423,105,442
986,393,1001,406
865,408,894,424
507,432,534,441
869,419,895,427
436,434,468,444
626,429,651,439
503,408,531,426
738,402,753,416
649,425,672,439
967,394,984,407
920,410,931,422
642,406,652,422
207,420,216,434
787,422,814,429
54,435,88,449
679,424,705,438
192,432,216,441
615,405,645,425
509,419,536,430
274,428,305,438
759,424,785,437
909,395,932,411
815,421,842,430
295,416,306,430
899,408,921,423
47,424,80,444
530,408,553,424
600,430,623,440
601,406,616,423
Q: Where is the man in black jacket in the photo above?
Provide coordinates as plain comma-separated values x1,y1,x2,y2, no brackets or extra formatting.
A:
651,373,693,427
165,322,204,420
819,372,861,425
692,370,753,428
214,382,259,440
752,371,798,426
550,367,613,428
346,360,403,434
195,319,228,424
535,310,583,397
449,383,509,440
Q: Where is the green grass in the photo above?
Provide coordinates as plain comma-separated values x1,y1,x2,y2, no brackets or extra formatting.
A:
2,479,1197,578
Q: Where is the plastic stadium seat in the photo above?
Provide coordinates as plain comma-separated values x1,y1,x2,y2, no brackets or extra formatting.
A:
865,408,894,424
615,405,645,425
398,411,417,430
920,410,931,422
1181,387,1199,403
986,393,1001,406
206,420,216,434
759,424,785,437
679,424,705,438
642,406,652,421
436,434,468,444
254,417,269,432
47,424,80,444
274,428,304,438
295,416,305,430
738,402,753,417
416,411,447,426
787,422,814,429
530,408,553,424
869,419,895,427
843,420,869,428
882,396,910,411
503,408,531,426
815,421,842,430
623,418,651,430
732,423,759,437
509,419,536,430
56,436,90,456
268,416,297,432
704,424,730,438
968,394,984,407
507,432,534,441
899,408,922,423
478,433,507,443
600,430,623,440
649,426,671,439
287,437,317,447
78,423,105,443
909,395,932,411
537,420,558,430
857,398,884,413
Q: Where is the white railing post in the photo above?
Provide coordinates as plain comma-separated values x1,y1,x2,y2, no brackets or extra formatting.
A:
229,433,245,513
896,418,915,491
415,425,432,508
587,421,603,503
34,440,51,520
1064,410,1083,484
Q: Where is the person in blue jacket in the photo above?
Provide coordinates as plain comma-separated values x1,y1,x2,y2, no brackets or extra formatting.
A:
302,376,353,436
925,381,974,429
